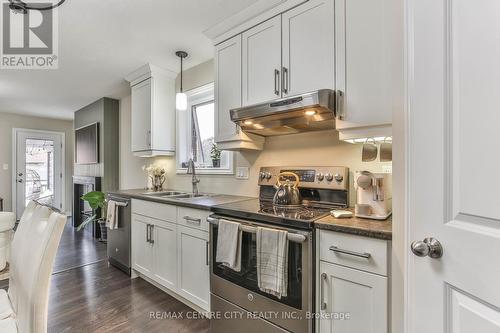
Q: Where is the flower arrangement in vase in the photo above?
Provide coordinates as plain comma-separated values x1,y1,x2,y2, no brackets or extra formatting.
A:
143,164,166,191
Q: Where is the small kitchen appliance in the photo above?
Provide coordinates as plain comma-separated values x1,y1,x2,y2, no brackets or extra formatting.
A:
209,166,349,333
354,171,392,220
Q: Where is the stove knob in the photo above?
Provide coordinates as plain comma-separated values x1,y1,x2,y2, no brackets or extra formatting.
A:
317,173,324,181
265,172,272,180
334,173,344,183
259,172,266,180
325,173,334,182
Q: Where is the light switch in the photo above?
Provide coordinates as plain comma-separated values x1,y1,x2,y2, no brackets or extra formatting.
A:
236,167,249,180
2,164,8,170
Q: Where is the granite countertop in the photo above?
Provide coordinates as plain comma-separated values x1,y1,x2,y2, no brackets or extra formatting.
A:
107,189,255,210
315,209,392,240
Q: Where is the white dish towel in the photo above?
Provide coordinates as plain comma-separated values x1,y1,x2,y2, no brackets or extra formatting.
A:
256,226,289,299
106,200,118,230
215,219,242,272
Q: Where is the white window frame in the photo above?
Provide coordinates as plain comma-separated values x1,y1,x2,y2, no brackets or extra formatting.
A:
176,82,234,175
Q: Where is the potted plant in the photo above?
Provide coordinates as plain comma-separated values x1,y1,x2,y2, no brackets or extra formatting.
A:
210,143,221,168
77,191,107,242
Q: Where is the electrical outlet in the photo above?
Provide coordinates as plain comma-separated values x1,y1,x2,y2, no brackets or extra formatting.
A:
382,165,392,173
235,167,249,179
2,164,8,170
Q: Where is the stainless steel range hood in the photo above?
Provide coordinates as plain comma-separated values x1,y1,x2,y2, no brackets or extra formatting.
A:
230,89,336,136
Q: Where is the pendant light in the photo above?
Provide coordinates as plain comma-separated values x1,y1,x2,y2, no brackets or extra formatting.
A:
175,51,188,111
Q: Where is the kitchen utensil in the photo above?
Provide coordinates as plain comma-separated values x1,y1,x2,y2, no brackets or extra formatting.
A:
380,137,392,162
362,139,378,162
273,172,302,207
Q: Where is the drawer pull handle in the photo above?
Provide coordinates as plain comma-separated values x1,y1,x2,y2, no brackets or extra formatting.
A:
329,246,371,259
320,273,327,310
184,216,202,225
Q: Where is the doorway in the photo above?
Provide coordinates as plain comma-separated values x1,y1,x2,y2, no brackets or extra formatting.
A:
12,129,65,220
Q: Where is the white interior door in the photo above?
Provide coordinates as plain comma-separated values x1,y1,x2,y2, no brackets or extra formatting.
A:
14,129,63,219
407,0,500,332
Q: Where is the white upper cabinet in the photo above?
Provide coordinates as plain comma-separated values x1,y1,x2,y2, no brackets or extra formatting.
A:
242,16,282,106
215,35,265,150
282,0,335,96
126,64,176,157
334,0,401,138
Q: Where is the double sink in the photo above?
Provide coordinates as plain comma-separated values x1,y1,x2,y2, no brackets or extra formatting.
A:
141,191,215,201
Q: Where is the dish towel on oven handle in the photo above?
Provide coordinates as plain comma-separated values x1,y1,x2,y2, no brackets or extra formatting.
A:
256,226,289,299
215,219,242,272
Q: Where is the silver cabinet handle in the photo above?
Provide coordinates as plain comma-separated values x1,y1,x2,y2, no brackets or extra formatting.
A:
146,224,150,243
183,216,201,225
282,67,288,94
320,272,327,310
336,90,344,120
146,130,151,148
329,245,371,259
274,69,280,96
149,224,154,244
205,241,209,266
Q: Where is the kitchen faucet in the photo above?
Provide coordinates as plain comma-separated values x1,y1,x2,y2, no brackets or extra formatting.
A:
186,158,200,195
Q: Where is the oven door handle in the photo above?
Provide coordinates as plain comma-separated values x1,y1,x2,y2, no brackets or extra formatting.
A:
207,216,307,244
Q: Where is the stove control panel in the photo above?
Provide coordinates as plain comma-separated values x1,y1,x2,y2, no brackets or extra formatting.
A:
258,166,349,191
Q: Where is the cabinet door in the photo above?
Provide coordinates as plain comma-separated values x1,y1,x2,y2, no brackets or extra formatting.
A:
131,214,153,276
318,261,387,333
215,35,241,142
152,221,178,291
177,226,210,311
334,0,398,129
242,16,282,105
131,78,152,152
282,0,334,96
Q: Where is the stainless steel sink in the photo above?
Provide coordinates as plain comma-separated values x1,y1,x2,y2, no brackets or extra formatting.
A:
171,194,209,199
141,191,186,197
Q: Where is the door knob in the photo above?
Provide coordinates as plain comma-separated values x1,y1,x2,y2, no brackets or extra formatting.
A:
411,237,443,259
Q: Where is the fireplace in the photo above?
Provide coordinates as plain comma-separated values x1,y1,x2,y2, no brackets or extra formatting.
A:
72,176,102,239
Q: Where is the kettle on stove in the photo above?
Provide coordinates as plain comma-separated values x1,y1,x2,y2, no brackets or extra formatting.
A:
273,172,302,207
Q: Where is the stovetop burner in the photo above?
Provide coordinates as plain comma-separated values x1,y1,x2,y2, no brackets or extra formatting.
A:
259,203,329,221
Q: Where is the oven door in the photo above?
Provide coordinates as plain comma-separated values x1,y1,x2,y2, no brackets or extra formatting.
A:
208,215,313,333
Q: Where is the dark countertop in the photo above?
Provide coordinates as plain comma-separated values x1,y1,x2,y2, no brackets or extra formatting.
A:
107,189,256,211
314,209,392,240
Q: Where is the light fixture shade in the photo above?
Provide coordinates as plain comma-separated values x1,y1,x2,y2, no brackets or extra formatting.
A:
176,92,187,110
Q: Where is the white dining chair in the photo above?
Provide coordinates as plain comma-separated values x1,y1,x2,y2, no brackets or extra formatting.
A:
0,201,67,333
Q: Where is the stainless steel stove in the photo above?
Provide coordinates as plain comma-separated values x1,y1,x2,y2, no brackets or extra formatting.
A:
209,166,349,333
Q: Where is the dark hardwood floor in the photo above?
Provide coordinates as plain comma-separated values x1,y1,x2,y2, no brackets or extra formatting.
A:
10,222,210,332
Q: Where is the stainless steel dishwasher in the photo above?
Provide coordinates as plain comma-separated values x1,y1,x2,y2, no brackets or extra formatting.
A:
107,194,131,275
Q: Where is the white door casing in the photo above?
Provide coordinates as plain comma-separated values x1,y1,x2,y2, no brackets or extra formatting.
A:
13,129,64,219
407,0,500,332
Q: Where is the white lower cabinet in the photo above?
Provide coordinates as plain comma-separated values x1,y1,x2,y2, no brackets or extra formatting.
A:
131,214,153,276
152,220,178,290
318,261,387,333
317,230,390,333
131,200,210,312
177,225,210,309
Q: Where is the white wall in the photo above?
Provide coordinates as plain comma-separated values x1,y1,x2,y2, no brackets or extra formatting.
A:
0,112,74,213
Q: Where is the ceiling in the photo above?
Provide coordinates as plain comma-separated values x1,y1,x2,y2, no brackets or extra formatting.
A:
0,0,258,120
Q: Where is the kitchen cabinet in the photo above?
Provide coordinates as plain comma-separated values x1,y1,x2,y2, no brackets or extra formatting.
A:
281,0,335,97
317,229,390,333
318,261,388,333
126,64,176,157
177,225,210,310
152,220,178,291
242,15,282,106
131,214,153,276
214,35,265,150
131,199,210,312
334,0,401,139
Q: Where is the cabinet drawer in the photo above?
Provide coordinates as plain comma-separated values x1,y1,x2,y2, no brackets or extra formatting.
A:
131,199,177,223
177,207,210,232
319,230,389,276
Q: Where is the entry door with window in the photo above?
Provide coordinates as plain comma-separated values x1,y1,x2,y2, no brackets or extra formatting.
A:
15,130,63,219
408,0,500,332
